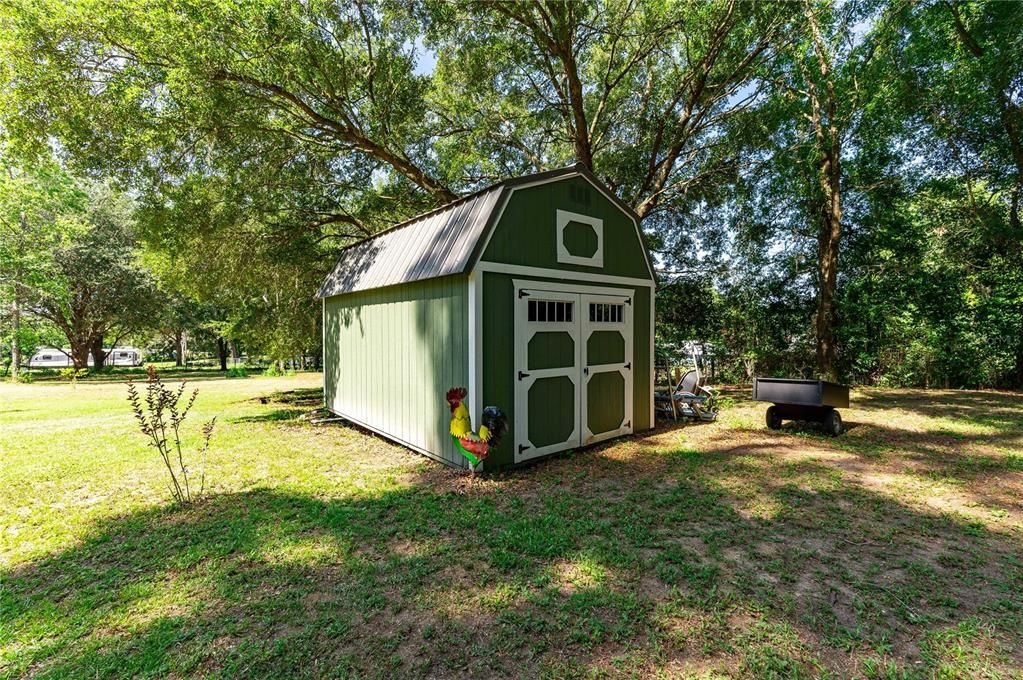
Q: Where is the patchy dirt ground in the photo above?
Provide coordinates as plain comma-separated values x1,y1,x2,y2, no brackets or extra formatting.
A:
2,379,1021,678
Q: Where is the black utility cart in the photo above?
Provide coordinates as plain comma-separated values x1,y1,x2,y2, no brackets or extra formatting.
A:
752,378,850,435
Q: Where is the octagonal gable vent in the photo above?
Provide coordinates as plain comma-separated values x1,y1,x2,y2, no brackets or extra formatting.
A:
556,209,603,268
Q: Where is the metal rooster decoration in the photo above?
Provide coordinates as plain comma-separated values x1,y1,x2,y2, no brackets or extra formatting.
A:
446,387,508,467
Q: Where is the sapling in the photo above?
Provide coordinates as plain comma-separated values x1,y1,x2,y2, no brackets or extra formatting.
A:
126,365,215,504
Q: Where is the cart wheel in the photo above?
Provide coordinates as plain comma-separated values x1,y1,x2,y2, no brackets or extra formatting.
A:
825,409,843,436
765,405,782,430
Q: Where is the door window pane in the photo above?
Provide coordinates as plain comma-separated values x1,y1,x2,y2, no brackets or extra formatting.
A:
589,303,624,323
529,298,574,324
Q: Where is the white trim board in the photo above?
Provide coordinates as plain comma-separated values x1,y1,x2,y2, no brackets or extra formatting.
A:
468,272,483,439
650,285,656,428
510,278,637,297
321,297,326,409
477,261,653,288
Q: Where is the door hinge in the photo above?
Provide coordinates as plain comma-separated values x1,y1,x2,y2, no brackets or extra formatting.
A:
583,366,589,375
625,297,632,305
518,290,530,298
519,444,530,453
626,420,631,428
624,362,631,370
518,371,530,380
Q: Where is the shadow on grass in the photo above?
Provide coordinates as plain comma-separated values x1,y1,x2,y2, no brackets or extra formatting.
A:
855,388,1023,429
232,409,309,424
4,445,1022,678
265,388,322,408
232,388,324,424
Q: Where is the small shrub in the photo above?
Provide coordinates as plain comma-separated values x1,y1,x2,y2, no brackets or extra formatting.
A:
127,366,216,505
226,365,248,378
16,371,34,384
263,363,294,377
59,367,88,384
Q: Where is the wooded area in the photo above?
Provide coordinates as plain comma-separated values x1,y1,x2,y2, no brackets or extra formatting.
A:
1,0,1021,388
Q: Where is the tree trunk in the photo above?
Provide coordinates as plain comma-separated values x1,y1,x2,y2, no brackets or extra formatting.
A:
815,170,841,382
90,335,106,370
10,285,20,381
805,0,842,382
173,330,184,367
10,214,27,380
69,341,91,370
216,337,228,371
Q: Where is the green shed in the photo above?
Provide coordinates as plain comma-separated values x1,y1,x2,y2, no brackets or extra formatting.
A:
317,164,656,470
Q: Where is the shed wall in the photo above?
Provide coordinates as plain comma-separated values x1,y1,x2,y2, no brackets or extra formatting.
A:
323,275,469,467
480,271,653,469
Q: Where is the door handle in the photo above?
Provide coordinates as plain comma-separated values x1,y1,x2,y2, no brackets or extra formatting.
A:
583,367,589,375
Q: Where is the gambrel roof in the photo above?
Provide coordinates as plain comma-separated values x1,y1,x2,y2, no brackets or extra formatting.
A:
317,164,653,298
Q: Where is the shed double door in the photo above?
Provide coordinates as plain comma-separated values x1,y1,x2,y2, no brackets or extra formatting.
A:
513,285,633,463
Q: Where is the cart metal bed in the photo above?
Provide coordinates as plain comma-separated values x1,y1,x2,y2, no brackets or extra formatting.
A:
752,378,849,435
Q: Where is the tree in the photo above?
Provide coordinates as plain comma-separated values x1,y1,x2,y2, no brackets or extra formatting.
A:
887,0,1023,382
799,0,844,381
0,155,85,379
731,0,887,380
427,0,789,217
24,183,158,369
0,0,458,242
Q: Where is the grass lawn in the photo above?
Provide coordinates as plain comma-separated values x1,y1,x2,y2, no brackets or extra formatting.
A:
2,374,1022,678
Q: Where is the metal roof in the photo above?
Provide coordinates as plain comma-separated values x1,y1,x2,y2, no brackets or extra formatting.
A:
316,186,505,298
317,164,653,298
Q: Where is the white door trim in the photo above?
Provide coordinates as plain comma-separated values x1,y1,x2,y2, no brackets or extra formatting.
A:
580,292,634,445
468,272,483,465
513,280,637,462
513,284,582,462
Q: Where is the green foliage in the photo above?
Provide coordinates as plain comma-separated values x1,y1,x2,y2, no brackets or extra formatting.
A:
226,365,248,378
126,367,215,505
263,363,295,378
1,0,1020,388
58,367,87,382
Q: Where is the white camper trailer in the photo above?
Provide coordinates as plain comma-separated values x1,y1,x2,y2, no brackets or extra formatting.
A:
27,347,143,369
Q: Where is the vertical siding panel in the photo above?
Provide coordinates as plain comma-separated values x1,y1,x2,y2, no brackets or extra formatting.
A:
417,290,425,454
434,280,443,461
430,281,441,458
353,296,360,420
401,284,409,445
373,290,379,423
323,275,470,466
384,293,391,435
402,291,410,448
443,278,454,465
340,298,347,417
